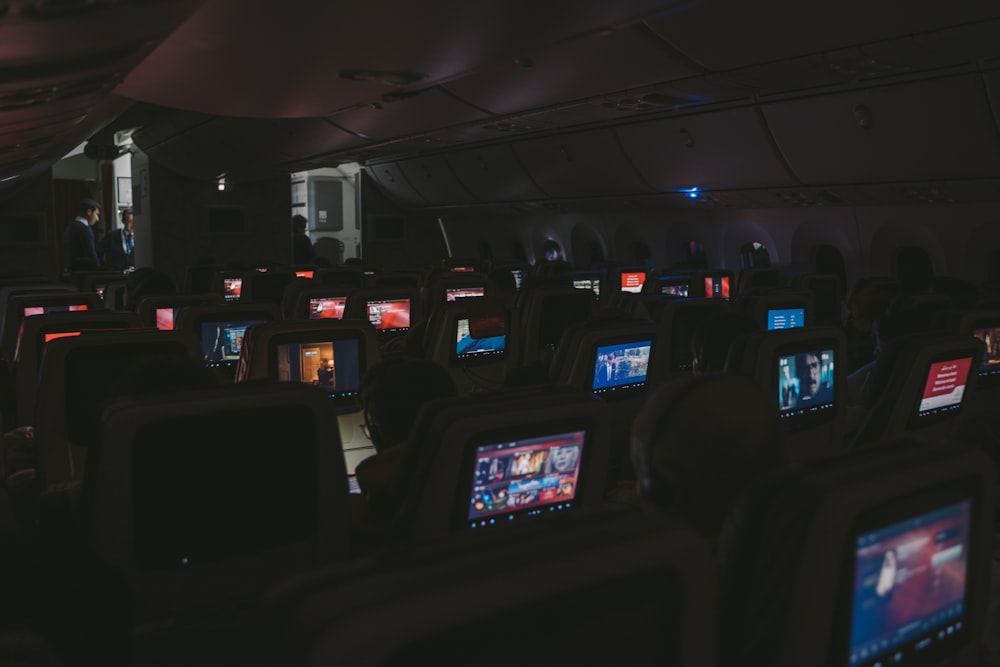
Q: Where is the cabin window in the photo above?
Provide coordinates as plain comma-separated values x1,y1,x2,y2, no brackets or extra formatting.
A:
740,241,771,269
814,244,846,297
543,239,564,262
893,245,933,291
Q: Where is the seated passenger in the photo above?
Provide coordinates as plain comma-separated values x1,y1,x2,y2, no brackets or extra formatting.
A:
353,357,457,538
631,373,783,543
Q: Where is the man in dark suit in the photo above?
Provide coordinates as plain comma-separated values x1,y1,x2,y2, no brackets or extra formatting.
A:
99,209,136,271
63,198,102,272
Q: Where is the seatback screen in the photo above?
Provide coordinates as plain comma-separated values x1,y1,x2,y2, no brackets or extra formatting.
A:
445,287,485,301
295,270,314,279
155,307,178,331
972,326,1000,379
661,283,688,297
767,308,805,330
23,304,88,317
592,340,652,395
200,319,266,365
44,331,81,343
916,357,972,419
366,299,410,332
455,318,506,360
704,275,731,300
620,272,645,293
308,297,347,320
222,277,243,302
573,279,601,299
273,338,361,400
778,348,835,418
847,499,971,667
467,430,584,529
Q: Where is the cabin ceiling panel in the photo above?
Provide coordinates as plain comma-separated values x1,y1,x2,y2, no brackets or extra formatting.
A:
643,2,999,71
326,89,491,143
442,24,697,115
762,74,1000,185
114,0,691,119
981,70,1000,132
850,180,1000,205
739,186,882,208
208,118,362,165
396,156,478,206
444,144,548,202
513,128,653,198
367,163,426,207
616,107,795,191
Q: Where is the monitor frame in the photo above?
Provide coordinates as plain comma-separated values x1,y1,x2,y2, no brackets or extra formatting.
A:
774,338,838,430
454,417,598,533
266,329,367,402
588,336,654,399
830,479,983,667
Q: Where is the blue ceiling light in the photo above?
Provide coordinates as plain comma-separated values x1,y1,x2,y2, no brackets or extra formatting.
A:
685,187,700,199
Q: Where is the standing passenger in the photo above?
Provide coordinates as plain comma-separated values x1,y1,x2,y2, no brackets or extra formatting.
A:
63,198,101,271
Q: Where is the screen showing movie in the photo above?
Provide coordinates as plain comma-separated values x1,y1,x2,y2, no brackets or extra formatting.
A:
661,283,689,297
573,278,601,300
972,326,1000,379
916,357,972,419
200,319,266,365
455,318,506,360
445,287,485,301
273,338,362,400
467,430,584,529
620,271,646,294
366,299,410,332
23,304,89,317
222,277,243,302
155,307,178,331
294,270,314,279
592,340,652,395
768,308,806,331
704,275,731,300
308,297,347,320
44,331,81,343
847,499,971,667
778,348,835,418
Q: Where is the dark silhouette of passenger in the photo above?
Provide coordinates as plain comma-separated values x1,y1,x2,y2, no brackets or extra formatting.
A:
352,357,457,540
631,373,783,542
291,214,315,264
691,312,758,376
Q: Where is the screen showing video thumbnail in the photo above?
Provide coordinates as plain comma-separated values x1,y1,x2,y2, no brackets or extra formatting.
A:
455,317,506,360
592,340,652,394
222,277,243,302
23,304,89,317
366,299,410,332
274,338,361,399
445,287,485,301
778,348,835,418
201,319,266,363
308,297,347,320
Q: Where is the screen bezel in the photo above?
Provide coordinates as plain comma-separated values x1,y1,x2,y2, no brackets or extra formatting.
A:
908,353,975,428
971,320,1000,384
307,295,349,320
266,329,367,401
454,417,597,533
767,307,807,331
453,316,507,366
589,336,654,398
774,338,838,431
830,479,983,667
365,298,411,333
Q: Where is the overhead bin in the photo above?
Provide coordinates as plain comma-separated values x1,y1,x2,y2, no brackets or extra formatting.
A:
762,74,1000,185
616,107,795,191
367,162,426,207
643,1,997,71
396,155,477,206
445,144,547,203
442,24,696,115
513,128,653,198
327,89,490,143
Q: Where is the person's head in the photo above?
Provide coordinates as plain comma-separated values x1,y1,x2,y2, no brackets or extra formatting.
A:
121,209,134,233
632,373,782,538
359,357,457,451
292,214,308,234
795,352,822,398
78,198,101,226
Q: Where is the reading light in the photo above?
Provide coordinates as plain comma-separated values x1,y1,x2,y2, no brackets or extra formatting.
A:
217,178,226,192
686,187,700,199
